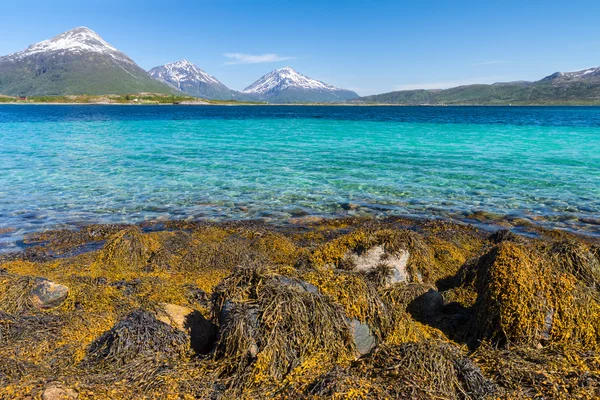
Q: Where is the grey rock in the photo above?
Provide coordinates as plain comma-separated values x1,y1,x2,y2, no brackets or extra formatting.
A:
350,319,376,356
30,279,69,310
407,289,444,319
274,275,319,294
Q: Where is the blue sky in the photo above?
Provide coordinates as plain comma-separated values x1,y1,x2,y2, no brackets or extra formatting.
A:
1,0,599,95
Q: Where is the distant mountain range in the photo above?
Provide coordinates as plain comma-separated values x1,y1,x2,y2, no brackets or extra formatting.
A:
0,27,173,96
353,67,600,105
0,27,358,103
1,26,599,104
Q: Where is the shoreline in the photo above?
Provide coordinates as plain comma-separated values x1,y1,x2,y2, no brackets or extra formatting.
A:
3,101,600,106
2,209,600,255
1,214,599,398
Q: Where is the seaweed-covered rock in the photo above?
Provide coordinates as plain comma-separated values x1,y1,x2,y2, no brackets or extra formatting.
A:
550,240,600,289
488,229,522,244
157,303,217,355
309,340,498,399
468,242,600,348
213,267,354,387
85,309,189,367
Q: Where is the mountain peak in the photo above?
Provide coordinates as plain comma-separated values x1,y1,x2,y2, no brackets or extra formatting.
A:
148,60,243,100
242,67,339,95
242,67,359,102
149,60,221,86
3,26,132,64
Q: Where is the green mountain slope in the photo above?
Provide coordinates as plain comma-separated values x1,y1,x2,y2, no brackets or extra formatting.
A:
0,27,175,96
355,68,600,105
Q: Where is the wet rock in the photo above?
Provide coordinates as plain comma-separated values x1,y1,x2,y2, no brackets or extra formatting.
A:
30,279,69,310
340,202,360,211
158,303,217,355
42,384,78,400
288,207,310,217
288,215,325,225
349,319,376,356
349,245,412,286
407,289,444,320
488,229,523,244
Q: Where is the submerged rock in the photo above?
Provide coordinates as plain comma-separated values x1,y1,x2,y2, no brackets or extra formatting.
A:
288,215,325,225
158,303,217,355
30,279,69,310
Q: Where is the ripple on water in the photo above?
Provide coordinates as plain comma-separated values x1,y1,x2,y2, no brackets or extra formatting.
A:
0,105,599,251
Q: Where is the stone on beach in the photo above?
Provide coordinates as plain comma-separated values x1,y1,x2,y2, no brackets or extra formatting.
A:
42,384,78,400
349,319,377,356
407,289,444,319
30,278,69,310
158,302,218,355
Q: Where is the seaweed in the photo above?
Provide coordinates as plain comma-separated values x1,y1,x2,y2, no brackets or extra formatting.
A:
212,266,354,394
1,217,599,398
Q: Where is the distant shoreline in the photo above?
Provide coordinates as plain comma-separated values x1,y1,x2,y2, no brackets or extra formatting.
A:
2,102,600,106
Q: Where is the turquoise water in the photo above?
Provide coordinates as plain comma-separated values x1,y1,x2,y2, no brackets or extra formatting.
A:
1,105,599,251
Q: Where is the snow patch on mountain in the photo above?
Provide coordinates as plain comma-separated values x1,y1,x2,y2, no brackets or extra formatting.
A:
2,27,133,64
242,67,341,94
149,60,220,86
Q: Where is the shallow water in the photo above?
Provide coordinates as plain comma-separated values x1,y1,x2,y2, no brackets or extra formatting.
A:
1,105,599,251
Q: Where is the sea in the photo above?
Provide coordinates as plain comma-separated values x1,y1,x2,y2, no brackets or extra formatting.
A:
1,105,599,251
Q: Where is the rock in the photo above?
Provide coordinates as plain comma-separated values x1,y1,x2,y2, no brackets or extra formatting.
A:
541,308,554,343
219,301,260,359
288,215,325,225
488,229,521,244
30,279,69,310
340,202,360,211
407,289,444,320
348,245,412,286
42,385,78,400
288,207,310,217
274,275,319,294
158,303,217,355
349,319,376,356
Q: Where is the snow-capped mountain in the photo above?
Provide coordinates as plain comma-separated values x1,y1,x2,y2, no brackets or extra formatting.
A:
0,27,174,96
242,67,359,103
4,27,133,64
541,67,600,82
149,60,245,100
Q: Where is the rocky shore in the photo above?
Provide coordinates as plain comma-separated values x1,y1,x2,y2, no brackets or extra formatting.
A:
1,216,599,399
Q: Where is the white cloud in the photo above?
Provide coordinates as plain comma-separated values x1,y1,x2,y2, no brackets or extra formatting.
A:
223,53,294,65
394,77,504,91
